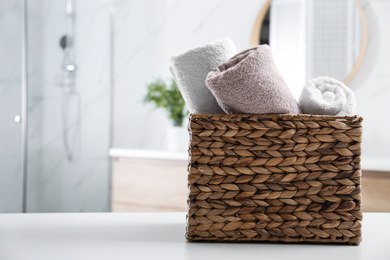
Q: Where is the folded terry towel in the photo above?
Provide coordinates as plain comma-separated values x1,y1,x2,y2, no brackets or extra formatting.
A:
205,45,300,115
299,77,355,116
170,38,237,114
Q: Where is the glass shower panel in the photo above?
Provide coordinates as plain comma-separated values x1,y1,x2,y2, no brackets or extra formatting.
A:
26,0,112,212
0,0,24,213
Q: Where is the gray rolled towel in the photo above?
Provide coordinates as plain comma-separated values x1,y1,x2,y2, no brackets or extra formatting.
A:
205,45,300,115
170,38,237,114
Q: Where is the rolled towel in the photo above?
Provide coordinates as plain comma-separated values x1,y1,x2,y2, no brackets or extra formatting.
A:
205,45,300,115
170,38,237,114
299,77,356,116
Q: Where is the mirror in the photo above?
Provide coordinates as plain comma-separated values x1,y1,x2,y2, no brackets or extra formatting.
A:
251,0,367,99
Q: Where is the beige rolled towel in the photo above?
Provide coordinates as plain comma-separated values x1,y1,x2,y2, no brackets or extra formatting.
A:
205,45,300,115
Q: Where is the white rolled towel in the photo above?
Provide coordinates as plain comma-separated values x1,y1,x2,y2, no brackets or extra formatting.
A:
170,38,237,114
299,77,356,116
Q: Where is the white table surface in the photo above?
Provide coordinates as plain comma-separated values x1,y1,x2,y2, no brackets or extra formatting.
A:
0,212,389,260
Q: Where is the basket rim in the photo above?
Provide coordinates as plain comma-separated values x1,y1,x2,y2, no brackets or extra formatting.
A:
189,114,363,122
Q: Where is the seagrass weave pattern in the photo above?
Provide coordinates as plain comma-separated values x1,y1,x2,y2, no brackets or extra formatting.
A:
187,114,363,245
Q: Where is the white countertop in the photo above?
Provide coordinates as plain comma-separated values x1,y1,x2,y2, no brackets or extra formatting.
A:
0,212,389,260
109,148,187,161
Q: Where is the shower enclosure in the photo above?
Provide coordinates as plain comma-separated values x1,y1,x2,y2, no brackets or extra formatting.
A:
0,0,113,213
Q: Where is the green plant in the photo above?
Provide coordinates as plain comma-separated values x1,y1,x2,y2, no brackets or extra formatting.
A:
143,78,188,127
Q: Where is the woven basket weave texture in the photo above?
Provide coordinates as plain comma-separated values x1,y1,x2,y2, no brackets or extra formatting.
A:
187,114,363,245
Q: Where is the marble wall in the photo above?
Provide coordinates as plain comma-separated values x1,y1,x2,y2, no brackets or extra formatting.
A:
111,0,267,150
350,0,390,170
112,0,390,171
0,0,24,213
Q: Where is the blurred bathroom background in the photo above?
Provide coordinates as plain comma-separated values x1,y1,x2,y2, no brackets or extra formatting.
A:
0,0,389,213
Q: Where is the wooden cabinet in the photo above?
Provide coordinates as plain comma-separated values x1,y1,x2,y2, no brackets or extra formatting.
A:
112,157,187,212
362,171,390,212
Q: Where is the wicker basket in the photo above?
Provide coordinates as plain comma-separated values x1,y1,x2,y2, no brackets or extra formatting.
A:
186,114,363,245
